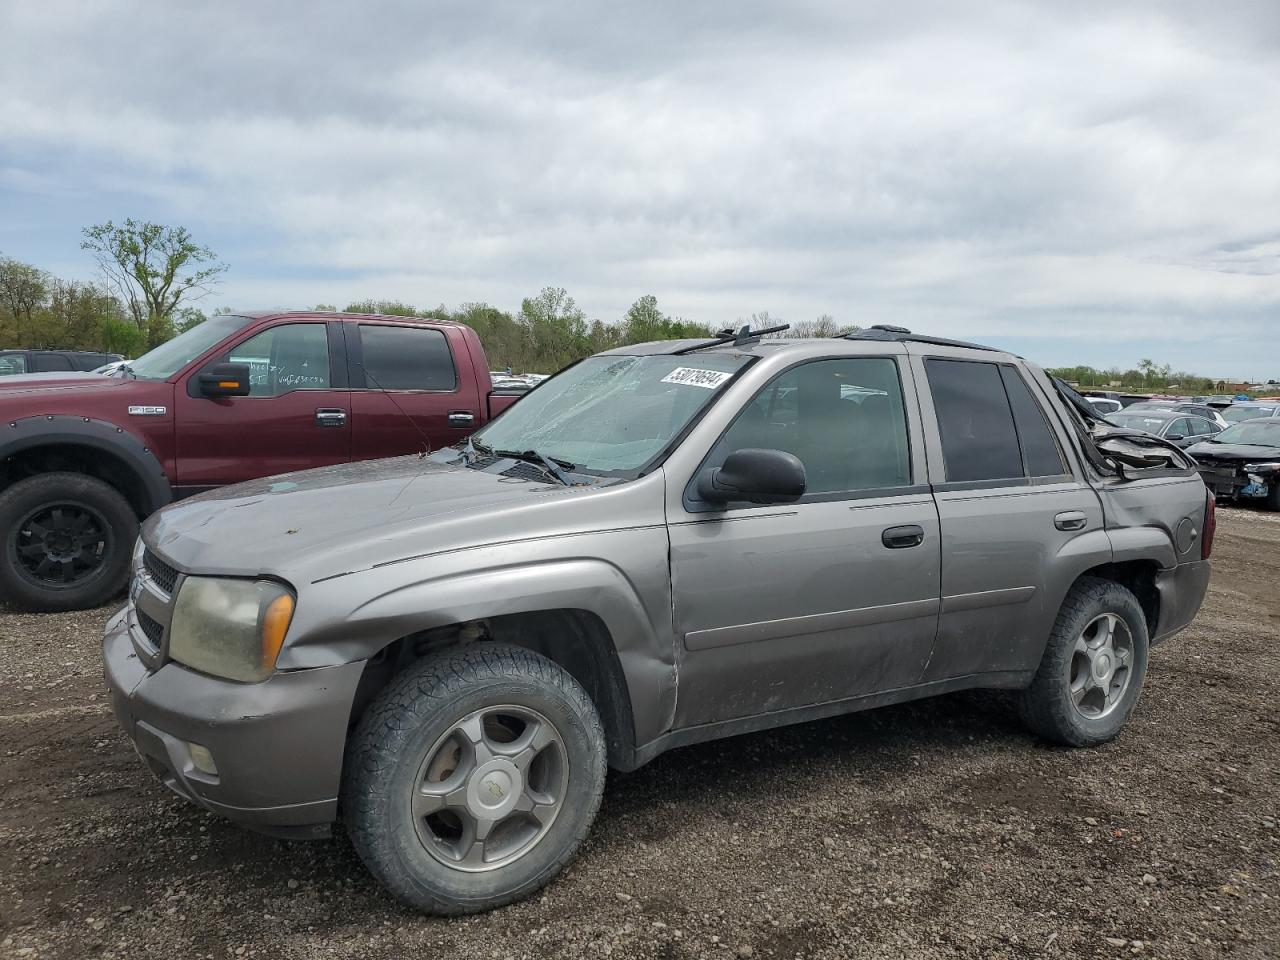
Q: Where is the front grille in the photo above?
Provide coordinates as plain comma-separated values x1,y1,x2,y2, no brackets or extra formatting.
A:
143,548,179,594
136,608,164,650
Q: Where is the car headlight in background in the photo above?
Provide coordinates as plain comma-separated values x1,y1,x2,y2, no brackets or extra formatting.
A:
169,578,295,683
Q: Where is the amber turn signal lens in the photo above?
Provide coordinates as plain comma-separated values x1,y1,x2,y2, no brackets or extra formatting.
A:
261,593,295,670
218,380,241,389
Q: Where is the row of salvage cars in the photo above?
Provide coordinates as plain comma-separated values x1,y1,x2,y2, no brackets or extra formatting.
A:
1075,393,1280,510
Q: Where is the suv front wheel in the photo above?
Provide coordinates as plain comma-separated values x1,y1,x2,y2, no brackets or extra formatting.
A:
343,643,607,914
1018,576,1150,747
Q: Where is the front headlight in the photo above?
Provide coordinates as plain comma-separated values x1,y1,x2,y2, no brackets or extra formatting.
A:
169,577,295,683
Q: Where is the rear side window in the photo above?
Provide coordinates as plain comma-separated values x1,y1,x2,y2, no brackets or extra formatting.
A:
999,367,1068,477
357,325,457,391
926,360,1023,482
33,353,73,372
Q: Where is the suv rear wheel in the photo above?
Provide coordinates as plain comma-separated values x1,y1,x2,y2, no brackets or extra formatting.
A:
1018,576,1150,747
0,472,137,612
343,643,606,914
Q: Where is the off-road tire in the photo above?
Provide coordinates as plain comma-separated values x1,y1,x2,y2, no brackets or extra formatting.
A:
1018,576,1150,747
0,472,137,612
342,643,607,914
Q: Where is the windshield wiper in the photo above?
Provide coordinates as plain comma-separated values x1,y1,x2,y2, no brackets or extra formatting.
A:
114,363,137,380
494,448,575,486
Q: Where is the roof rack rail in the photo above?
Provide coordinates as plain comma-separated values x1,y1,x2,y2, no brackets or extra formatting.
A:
674,323,791,354
841,324,1001,352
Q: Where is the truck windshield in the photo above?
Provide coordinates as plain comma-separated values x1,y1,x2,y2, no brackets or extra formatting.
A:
472,353,754,475
125,314,249,381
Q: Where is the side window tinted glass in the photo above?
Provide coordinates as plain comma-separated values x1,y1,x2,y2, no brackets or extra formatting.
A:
0,354,28,375
358,325,457,391
706,357,911,496
926,359,1023,483
1167,418,1190,437
999,367,1068,477
226,324,330,397
35,353,73,371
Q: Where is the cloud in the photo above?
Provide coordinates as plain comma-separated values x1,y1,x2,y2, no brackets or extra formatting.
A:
1,0,1279,375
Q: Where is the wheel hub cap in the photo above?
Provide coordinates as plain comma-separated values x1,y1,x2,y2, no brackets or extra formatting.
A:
467,758,522,819
1069,613,1135,720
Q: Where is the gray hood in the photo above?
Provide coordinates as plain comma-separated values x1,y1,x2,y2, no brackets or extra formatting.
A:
145,456,597,583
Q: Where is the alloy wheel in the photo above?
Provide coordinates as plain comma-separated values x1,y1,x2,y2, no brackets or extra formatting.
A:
1068,613,1134,720
411,705,568,873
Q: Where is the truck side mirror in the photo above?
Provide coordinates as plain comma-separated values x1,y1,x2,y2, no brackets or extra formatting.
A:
197,362,252,398
696,448,806,505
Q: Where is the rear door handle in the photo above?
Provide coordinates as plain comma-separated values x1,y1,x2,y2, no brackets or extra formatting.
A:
314,407,347,427
882,524,925,549
448,411,476,428
1055,510,1087,531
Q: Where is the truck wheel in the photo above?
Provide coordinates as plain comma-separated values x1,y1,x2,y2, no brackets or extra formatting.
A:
1017,577,1150,747
0,472,137,612
1266,482,1280,511
343,643,606,914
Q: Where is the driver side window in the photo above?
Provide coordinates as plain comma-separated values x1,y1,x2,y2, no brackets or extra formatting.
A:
704,357,912,498
224,324,330,397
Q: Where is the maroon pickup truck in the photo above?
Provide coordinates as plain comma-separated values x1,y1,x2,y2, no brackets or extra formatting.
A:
0,311,523,611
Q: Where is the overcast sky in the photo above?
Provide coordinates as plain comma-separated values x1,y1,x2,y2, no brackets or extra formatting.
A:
2,0,1279,378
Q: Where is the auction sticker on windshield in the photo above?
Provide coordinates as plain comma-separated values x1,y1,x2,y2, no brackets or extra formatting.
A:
661,367,733,389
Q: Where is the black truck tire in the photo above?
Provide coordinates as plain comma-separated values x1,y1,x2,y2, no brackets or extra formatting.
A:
1018,576,1150,747
343,643,607,914
0,472,137,612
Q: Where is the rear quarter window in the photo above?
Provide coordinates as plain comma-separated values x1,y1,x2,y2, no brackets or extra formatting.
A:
358,325,457,391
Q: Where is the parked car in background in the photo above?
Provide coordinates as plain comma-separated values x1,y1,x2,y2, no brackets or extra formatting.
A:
0,311,523,611
105,324,1213,914
1088,397,1123,416
1123,401,1229,429
0,349,123,375
1185,418,1280,509
1218,402,1280,424
1106,409,1223,448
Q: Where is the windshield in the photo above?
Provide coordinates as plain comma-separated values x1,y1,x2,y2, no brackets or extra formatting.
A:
1213,420,1280,446
1221,404,1277,423
125,314,249,380
1108,413,1170,434
470,353,754,475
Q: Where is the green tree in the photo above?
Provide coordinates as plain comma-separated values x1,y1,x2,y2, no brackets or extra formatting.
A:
343,298,418,316
0,255,49,345
81,219,227,349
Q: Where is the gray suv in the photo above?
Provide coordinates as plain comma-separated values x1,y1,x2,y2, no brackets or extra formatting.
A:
103,326,1213,914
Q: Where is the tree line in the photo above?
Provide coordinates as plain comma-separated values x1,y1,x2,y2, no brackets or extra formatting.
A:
0,220,1246,387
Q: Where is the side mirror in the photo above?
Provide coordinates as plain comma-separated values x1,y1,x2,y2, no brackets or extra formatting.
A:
696,448,806,505
1166,433,1185,442
198,362,252,398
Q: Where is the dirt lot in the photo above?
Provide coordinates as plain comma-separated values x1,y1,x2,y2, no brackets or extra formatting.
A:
1,508,1277,960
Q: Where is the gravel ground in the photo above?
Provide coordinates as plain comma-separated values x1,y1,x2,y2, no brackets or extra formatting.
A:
1,507,1277,960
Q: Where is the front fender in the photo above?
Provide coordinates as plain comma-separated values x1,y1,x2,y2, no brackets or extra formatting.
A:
279,540,675,746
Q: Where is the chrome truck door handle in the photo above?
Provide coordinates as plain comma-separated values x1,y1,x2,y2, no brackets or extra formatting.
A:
448,411,476,428
314,408,347,427
1055,511,1087,531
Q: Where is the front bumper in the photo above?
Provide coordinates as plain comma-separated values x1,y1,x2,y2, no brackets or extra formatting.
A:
103,609,366,838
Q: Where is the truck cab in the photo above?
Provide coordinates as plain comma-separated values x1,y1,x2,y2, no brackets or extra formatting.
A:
0,311,520,610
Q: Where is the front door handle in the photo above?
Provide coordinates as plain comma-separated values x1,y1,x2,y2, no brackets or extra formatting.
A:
314,407,347,427
1055,510,1087,531
882,524,925,549
448,411,476,428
